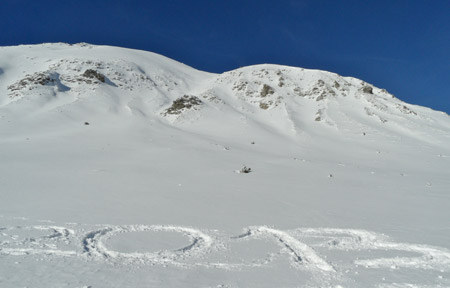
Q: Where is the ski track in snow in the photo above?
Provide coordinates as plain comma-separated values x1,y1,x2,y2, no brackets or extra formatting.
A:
1,218,450,287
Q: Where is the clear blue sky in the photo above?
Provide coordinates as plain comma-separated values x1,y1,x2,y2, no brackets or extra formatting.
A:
1,0,449,113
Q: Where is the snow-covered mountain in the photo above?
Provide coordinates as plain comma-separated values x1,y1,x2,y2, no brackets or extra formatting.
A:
1,43,449,287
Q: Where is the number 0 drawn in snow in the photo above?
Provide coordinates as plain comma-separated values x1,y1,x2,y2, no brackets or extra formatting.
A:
81,225,213,266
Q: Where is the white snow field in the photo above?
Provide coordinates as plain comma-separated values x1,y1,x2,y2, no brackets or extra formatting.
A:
0,43,449,287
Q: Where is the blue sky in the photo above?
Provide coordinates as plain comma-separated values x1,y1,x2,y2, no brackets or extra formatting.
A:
1,0,449,113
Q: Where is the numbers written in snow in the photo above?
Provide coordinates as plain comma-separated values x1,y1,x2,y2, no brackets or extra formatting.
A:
1,223,450,276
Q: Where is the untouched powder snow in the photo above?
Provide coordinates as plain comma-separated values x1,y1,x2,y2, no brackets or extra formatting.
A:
0,43,449,287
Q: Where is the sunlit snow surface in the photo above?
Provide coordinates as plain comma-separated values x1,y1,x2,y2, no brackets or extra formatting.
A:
0,43,449,287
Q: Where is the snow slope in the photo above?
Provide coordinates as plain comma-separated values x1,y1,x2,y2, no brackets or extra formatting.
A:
0,43,449,287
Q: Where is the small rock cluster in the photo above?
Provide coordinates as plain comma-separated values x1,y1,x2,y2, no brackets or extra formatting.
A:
7,72,56,96
164,95,202,115
82,69,105,83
